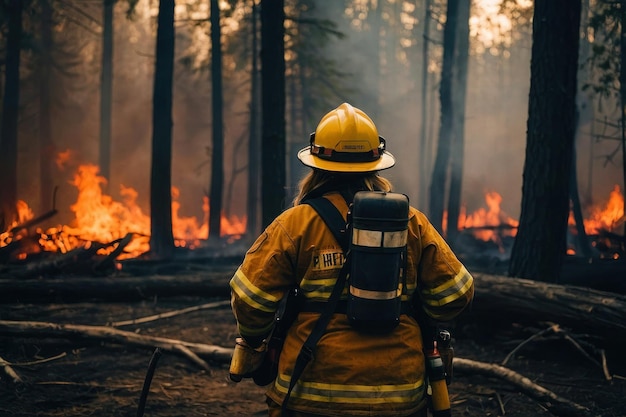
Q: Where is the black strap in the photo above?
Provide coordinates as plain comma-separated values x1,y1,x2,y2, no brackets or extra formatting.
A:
281,197,349,414
303,196,349,251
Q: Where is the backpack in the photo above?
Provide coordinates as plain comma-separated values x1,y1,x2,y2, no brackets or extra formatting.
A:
306,190,410,333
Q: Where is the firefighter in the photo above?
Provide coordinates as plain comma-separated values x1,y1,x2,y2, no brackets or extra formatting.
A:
229,102,474,417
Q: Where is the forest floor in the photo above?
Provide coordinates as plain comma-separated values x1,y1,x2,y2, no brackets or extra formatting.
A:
1,273,626,417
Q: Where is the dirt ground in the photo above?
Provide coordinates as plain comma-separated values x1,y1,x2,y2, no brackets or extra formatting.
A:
1,292,625,417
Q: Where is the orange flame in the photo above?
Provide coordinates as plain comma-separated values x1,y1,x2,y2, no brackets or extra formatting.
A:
458,191,519,243
1,163,246,260
570,184,625,235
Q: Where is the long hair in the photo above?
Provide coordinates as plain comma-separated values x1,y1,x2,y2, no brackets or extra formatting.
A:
292,169,393,206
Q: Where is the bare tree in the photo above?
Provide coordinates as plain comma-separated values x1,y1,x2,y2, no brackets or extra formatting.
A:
99,0,114,187
0,0,23,230
260,0,286,227
418,0,432,210
247,0,261,238
508,0,582,282
208,0,224,242
428,0,459,234
446,0,470,247
38,0,55,214
149,0,176,259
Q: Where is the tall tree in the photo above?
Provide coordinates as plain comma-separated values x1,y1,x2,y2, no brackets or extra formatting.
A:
428,0,459,234
508,0,581,282
445,0,470,246
38,0,54,214
149,0,175,259
208,0,224,241
619,0,626,237
418,0,432,210
260,0,286,227
247,0,261,238
368,0,382,121
0,0,23,230
99,0,114,186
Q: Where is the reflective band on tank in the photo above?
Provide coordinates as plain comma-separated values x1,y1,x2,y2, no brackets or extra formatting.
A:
350,285,401,300
352,229,407,248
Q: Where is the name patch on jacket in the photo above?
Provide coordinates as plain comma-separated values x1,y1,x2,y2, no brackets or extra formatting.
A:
312,249,345,270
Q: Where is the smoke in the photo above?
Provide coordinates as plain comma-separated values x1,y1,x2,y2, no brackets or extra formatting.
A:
16,0,623,233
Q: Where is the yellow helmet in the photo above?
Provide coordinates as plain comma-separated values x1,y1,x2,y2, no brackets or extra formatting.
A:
297,103,396,173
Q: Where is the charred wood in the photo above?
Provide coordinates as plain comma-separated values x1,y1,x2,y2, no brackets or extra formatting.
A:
455,357,591,417
8,244,102,279
8,208,58,235
0,320,232,366
0,272,234,302
468,273,626,344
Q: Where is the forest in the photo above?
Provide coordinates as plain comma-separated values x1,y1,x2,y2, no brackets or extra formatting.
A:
1,1,626,417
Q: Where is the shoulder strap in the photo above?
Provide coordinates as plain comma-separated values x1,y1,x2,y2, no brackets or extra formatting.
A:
281,197,350,414
303,196,349,251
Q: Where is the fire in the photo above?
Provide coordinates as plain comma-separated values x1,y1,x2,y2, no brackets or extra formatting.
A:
569,184,625,235
458,191,519,243
1,163,246,260
0,200,35,251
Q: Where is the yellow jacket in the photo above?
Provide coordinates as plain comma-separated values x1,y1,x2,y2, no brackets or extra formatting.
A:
230,192,474,416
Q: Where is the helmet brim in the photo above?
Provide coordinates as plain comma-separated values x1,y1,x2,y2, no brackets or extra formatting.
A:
297,147,396,173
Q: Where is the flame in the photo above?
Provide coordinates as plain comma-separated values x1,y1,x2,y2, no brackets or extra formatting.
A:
458,191,519,243
569,184,624,235
1,163,246,260
0,200,35,246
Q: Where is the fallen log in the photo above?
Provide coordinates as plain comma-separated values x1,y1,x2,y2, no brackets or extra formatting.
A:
469,273,626,343
0,271,234,302
2,271,626,344
9,208,58,235
455,357,591,417
0,320,233,366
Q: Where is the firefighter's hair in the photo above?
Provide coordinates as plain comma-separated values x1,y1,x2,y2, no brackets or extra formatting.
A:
292,169,393,206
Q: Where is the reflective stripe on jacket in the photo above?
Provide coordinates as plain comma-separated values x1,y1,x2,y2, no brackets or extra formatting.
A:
229,192,474,416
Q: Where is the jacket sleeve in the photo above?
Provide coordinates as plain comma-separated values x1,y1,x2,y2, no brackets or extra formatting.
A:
229,216,297,347
414,211,474,323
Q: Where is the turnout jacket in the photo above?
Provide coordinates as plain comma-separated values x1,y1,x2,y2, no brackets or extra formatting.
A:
229,192,474,417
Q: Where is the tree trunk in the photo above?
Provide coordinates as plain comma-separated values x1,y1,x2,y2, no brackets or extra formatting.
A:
149,0,176,259
429,0,459,234
209,0,224,241
446,0,470,247
260,0,286,228
367,0,382,121
418,0,432,210
619,0,626,237
247,0,261,238
99,0,114,186
508,0,581,282
570,134,593,258
39,0,55,215
0,0,23,231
